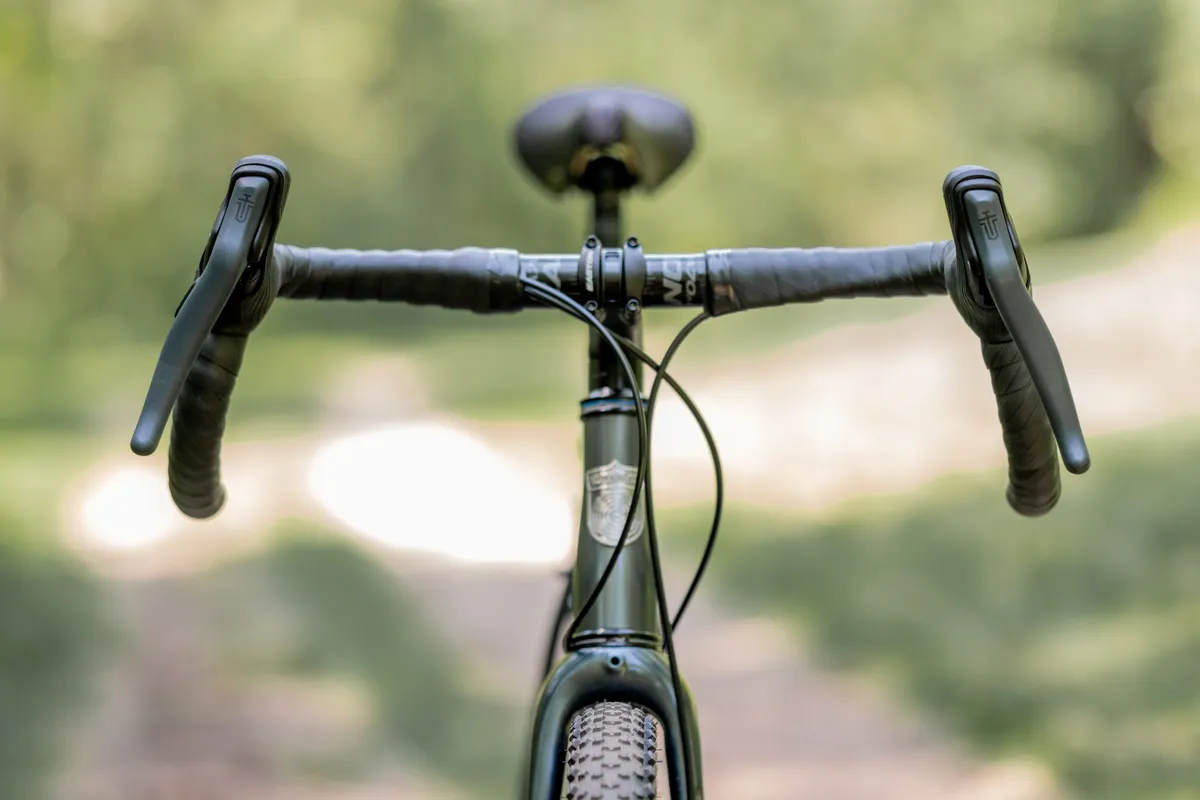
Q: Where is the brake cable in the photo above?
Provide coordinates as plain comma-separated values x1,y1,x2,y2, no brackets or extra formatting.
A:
521,282,650,635
525,287,721,623
613,318,722,632
535,315,725,676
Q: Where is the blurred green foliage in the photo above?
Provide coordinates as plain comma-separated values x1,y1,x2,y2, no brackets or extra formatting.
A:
0,514,109,799
252,524,519,794
684,421,1200,799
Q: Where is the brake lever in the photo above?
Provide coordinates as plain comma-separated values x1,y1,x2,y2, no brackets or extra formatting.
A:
943,166,1090,475
130,156,290,456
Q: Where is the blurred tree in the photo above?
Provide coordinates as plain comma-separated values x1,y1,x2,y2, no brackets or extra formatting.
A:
1147,0,1200,184
0,514,109,798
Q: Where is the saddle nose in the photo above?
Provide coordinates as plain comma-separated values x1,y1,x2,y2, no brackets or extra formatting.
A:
579,100,623,148
513,85,696,194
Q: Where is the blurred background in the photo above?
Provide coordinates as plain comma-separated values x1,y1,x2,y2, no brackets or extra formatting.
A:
2,0,1200,797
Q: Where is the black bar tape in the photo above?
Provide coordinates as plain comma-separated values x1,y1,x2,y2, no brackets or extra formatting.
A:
942,247,1061,516
273,245,524,312
983,340,1061,516
167,332,245,519
706,241,950,316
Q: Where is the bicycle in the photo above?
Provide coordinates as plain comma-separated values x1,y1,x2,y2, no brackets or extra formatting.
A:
130,85,1091,799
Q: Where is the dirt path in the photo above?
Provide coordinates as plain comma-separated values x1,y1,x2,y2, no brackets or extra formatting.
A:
401,563,1060,800
61,549,1062,799
54,580,459,800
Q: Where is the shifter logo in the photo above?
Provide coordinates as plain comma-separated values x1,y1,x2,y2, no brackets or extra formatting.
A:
585,460,644,547
234,190,256,223
978,209,1001,240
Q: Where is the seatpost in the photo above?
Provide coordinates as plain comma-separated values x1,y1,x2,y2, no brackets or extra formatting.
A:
592,185,622,249
586,160,643,392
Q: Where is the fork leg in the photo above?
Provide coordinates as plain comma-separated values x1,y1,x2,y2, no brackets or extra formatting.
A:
666,675,705,800
522,645,703,800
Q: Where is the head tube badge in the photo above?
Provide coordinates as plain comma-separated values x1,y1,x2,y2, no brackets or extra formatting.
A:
585,459,644,547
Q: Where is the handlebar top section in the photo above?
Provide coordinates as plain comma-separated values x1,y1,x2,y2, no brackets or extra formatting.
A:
272,238,952,315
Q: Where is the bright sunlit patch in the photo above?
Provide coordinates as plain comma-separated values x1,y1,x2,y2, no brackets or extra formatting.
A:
76,465,178,550
307,421,574,565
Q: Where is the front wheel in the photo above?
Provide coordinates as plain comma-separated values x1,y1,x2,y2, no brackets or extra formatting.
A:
564,701,659,799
